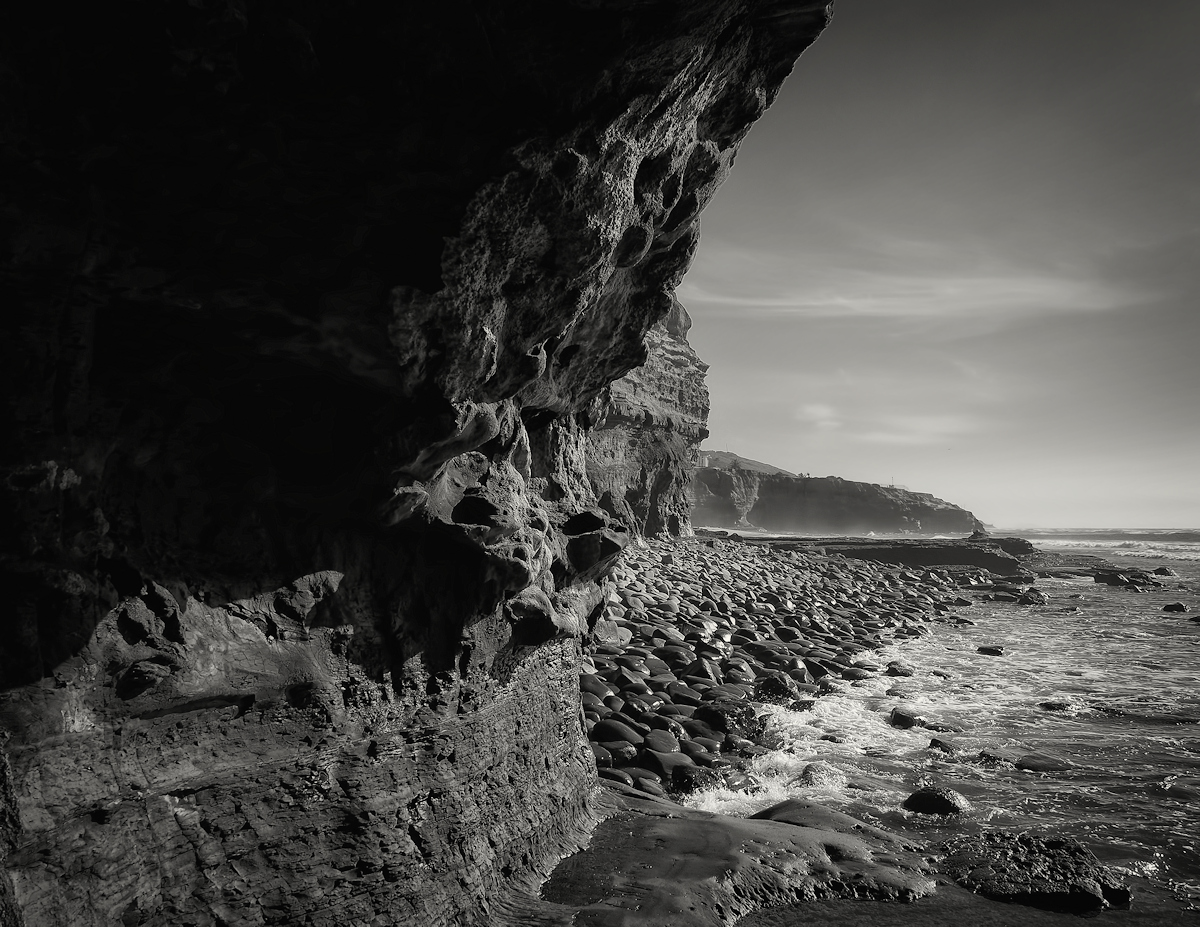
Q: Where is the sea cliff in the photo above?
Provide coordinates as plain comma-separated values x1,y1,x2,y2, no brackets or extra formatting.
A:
0,4,833,924
693,455,985,535
586,297,710,536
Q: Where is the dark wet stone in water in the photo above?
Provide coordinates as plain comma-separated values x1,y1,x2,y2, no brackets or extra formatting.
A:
753,671,800,704
978,745,1025,765
1039,700,1072,712
581,691,606,713
889,706,925,729
599,740,638,764
598,767,633,786
792,761,848,788
978,644,1005,656
885,660,915,677
644,713,685,738
693,698,763,740
1016,751,1073,772
1163,601,1189,612
928,735,957,754
902,786,971,815
941,831,1132,912
671,764,722,794
924,720,964,733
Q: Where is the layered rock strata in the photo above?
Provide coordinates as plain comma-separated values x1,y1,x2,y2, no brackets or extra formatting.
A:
586,297,710,536
0,4,833,925
693,461,984,535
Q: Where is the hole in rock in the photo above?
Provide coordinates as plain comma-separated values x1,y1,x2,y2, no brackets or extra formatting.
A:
285,682,317,708
555,343,581,370
613,224,651,268
452,494,502,526
562,511,607,536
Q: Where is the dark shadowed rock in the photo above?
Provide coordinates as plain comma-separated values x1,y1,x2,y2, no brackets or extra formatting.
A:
941,831,1132,912
693,698,764,742
753,671,801,704
978,745,1027,767
692,458,983,535
1016,752,1074,772
1,4,836,923
889,706,926,729
902,787,972,816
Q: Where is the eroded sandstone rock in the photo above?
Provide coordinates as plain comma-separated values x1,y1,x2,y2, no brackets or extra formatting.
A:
1,3,833,924
587,298,710,536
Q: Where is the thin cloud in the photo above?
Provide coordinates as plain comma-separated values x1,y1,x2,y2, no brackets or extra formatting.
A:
794,403,841,430
852,413,983,446
679,240,1148,322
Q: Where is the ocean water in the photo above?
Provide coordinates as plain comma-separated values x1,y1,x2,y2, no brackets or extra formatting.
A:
685,530,1200,908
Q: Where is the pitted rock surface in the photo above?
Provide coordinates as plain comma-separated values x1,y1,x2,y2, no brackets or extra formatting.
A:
1,3,832,924
941,832,1132,913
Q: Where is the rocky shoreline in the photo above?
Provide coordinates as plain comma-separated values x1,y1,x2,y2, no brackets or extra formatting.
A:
530,532,1196,923
582,535,971,800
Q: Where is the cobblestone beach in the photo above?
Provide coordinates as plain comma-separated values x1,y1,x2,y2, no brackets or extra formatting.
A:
556,533,1187,921
581,534,978,799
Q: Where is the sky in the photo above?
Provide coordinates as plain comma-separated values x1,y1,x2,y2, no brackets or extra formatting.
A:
679,0,1200,529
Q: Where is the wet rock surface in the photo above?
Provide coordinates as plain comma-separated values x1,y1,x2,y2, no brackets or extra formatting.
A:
581,536,971,799
512,786,936,926
902,787,972,816
941,832,1132,913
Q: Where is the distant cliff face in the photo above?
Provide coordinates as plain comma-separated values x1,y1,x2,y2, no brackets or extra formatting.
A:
0,3,831,924
586,298,710,536
693,467,984,535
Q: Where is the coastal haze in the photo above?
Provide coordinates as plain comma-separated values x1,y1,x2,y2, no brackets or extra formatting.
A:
681,0,1200,530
